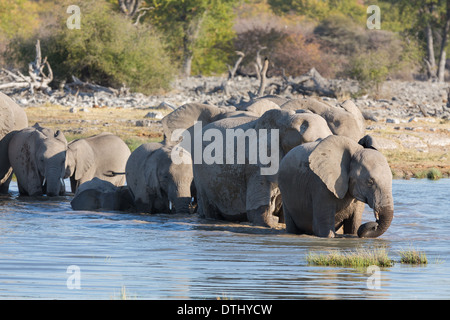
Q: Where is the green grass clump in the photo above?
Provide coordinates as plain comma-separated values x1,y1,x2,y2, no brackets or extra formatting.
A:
306,247,394,268
399,249,428,265
426,168,442,180
413,168,442,180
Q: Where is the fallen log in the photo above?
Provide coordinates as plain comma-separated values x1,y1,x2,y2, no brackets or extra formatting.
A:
0,40,53,94
64,76,118,95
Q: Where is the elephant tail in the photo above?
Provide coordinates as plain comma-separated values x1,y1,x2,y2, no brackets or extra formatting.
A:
104,170,126,177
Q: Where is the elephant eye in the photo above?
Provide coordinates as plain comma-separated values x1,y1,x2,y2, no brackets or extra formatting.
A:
367,178,374,186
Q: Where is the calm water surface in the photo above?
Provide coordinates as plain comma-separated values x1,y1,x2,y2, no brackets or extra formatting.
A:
0,179,449,299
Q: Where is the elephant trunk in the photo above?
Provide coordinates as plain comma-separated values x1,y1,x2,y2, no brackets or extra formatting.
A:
45,168,65,197
171,197,192,214
357,204,394,238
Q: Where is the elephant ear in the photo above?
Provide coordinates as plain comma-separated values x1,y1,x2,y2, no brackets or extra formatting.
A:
71,140,95,181
358,134,379,151
54,130,68,146
309,135,363,199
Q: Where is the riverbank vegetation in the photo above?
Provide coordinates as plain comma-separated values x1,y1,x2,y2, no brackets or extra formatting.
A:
2,0,450,95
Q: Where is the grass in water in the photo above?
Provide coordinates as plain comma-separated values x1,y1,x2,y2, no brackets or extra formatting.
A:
306,247,394,268
399,249,428,265
413,168,443,180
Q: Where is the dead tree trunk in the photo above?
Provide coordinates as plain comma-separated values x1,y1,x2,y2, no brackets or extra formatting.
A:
0,40,53,94
438,0,450,82
257,58,269,97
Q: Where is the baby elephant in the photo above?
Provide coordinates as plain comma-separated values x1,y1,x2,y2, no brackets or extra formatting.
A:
278,135,393,238
126,142,194,214
71,177,134,211
65,133,131,192
9,123,67,197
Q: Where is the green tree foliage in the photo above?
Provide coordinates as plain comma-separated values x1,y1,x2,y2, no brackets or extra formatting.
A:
7,0,175,94
268,0,366,22
148,0,237,76
0,0,40,39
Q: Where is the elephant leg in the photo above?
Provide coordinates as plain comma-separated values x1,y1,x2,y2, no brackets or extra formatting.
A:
312,199,336,238
284,207,302,234
343,201,364,235
247,204,279,228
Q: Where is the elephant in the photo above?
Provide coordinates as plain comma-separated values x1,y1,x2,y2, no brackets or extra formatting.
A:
125,142,194,214
8,123,67,197
71,177,134,211
193,109,333,228
280,98,365,141
278,135,394,238
0,92,28,193
162,102,256,151
65,132,131,192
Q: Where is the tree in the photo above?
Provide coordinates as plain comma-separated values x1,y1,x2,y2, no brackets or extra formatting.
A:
149,0,237,77
117,0,153,25
8,0,175,94
393,0,450,82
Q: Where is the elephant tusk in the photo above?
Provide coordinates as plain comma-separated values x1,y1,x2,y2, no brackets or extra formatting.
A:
42,178,46,187
169,201,173,211
374,210,380,221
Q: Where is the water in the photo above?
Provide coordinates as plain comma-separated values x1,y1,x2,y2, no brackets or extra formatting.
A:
0,179,449,299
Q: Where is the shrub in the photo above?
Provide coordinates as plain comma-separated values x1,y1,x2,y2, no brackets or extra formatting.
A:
345,48,391,96
6,0,175,94
272,32,328,77
427,168,443,180
233,21,329,77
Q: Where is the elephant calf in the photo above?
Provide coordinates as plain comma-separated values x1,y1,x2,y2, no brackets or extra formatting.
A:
9,123,67,197
126,142,194,214
71,177,134,211
278,135,394,238
65,133,131,192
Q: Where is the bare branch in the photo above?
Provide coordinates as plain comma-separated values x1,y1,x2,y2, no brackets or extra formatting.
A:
257,58,269,97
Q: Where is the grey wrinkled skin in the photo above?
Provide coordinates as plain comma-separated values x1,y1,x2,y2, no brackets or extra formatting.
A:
9,123,67,197
126,142,194,214
278,135,394,238
280,98,365,141
71,177,134,211
0,92,28,194
193,109,332,228
65,132,131,193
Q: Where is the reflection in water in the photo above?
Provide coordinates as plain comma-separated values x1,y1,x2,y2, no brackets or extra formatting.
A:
0,179,449,299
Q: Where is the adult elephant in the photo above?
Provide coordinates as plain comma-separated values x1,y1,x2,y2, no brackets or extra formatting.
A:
71,177,134,212
193,109,332,228
280,98,365,141
65,132,131,192
9,123,67,197
0,92,28,193
278,135,393,238
161,102,261,155
125,142,194,214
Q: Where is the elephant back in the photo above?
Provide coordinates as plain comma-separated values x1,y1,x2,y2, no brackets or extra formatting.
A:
0,92,28,137
161,103,227,145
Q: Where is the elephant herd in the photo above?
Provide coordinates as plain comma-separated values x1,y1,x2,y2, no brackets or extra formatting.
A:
0,91,394,238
